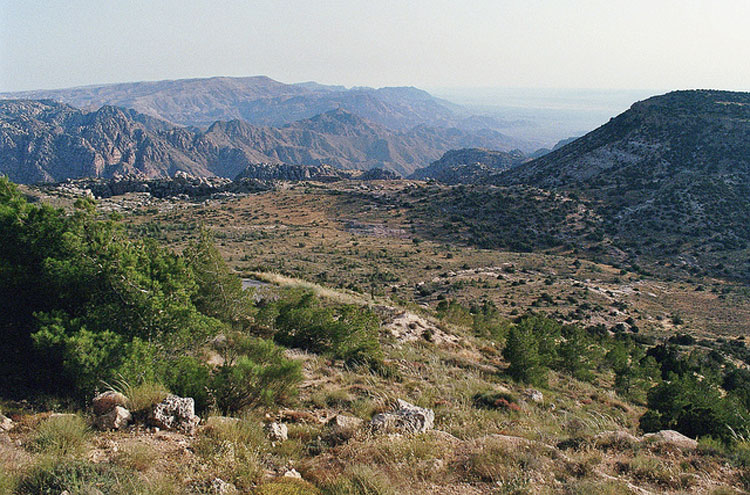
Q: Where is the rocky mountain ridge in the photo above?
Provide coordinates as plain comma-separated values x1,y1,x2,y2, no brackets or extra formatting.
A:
0,75,515,135
0,100,521,183
409,148,526,183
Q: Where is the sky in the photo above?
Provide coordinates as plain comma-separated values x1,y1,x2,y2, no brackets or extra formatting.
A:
1,0,749,93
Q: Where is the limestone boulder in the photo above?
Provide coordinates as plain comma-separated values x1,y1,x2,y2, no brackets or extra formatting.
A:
94,406,132,431
92,391,129,415
371,399,434,434
642,429,698,450
149,395,200,434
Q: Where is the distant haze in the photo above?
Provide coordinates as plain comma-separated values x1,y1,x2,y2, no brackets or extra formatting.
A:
2,0,750,93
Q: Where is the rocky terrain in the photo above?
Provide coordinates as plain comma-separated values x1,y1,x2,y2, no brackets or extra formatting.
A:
0,100,523,182
409,148,526,183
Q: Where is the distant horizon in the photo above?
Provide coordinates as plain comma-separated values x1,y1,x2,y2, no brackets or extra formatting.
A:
0,72,738,96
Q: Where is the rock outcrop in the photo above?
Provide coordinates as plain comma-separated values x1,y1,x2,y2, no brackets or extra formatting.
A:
94,406,132,431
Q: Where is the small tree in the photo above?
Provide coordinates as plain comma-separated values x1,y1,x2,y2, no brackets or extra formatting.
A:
503,324,547,386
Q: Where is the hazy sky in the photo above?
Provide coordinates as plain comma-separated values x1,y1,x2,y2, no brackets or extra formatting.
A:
1,0,749,92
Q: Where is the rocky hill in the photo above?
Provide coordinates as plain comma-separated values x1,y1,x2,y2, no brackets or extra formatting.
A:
497,90,750,280
0,76,510,134
0,100,522,182
409,148,526,183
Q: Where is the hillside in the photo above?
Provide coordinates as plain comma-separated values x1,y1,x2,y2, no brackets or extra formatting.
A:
495,90,750,281
0,100,522,182
409,148,526,183
0,76,508,133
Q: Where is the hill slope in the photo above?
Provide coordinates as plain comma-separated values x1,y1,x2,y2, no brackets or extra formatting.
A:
409,148,526,183
0,100,522,182
498,90,750,279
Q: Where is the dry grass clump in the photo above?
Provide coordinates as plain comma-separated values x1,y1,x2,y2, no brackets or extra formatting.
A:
113,442,160,472
107,379,169,414
193,416,269,491
255,477,321,495
322,464,395,495
31,414,89,457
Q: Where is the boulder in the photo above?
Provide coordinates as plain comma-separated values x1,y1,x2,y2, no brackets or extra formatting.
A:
327,414,364,440
642,429,698,450
371,399,434,434
0,414,13,432
92,391,129,415
94,406,132,431
149,395,200,434
265,422,288,442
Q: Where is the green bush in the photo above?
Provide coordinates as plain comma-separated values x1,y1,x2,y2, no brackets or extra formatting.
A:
271,289,383,368
502,321,547,386
209,335,302,413
0,177,229,400
640,374,750,443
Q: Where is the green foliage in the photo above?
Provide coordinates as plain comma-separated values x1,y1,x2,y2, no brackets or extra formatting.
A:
270,289,384,368
0,177,234,399
184,228,256,330
209,335,302,413
640,374,750,443
502,321,547,386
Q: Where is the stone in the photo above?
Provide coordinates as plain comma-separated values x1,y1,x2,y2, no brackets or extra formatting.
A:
642,429,698,450
94,406,132,431
0,414,13,432
149,395,200,435
327,414,364,440
283,468,302,479
210,478,237,495
92,391,129,415
370,399,435,434
265,422,288,442
523,389,544,403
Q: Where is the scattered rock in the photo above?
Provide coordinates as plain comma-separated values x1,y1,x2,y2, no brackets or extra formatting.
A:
371,399,435,434
283,468,302,479
210,477,237,495
265,422,288,442
149,395,200,435
0,414,13,432
94,406,132,431
384,311,459,346
523,389,544,403
92,391,129,415
642,430,698,450
327,414,364,440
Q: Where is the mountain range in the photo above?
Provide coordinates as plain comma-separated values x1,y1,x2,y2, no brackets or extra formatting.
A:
0,99,525,183
0,76,515,134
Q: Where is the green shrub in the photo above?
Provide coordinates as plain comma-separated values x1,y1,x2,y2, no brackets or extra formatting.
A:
160,356,212,412
209,335,302,413
107,379,169,415
0,177,227,400
473,390,521,411
271,289,383,368
640,374,750,443
33,414,89,457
